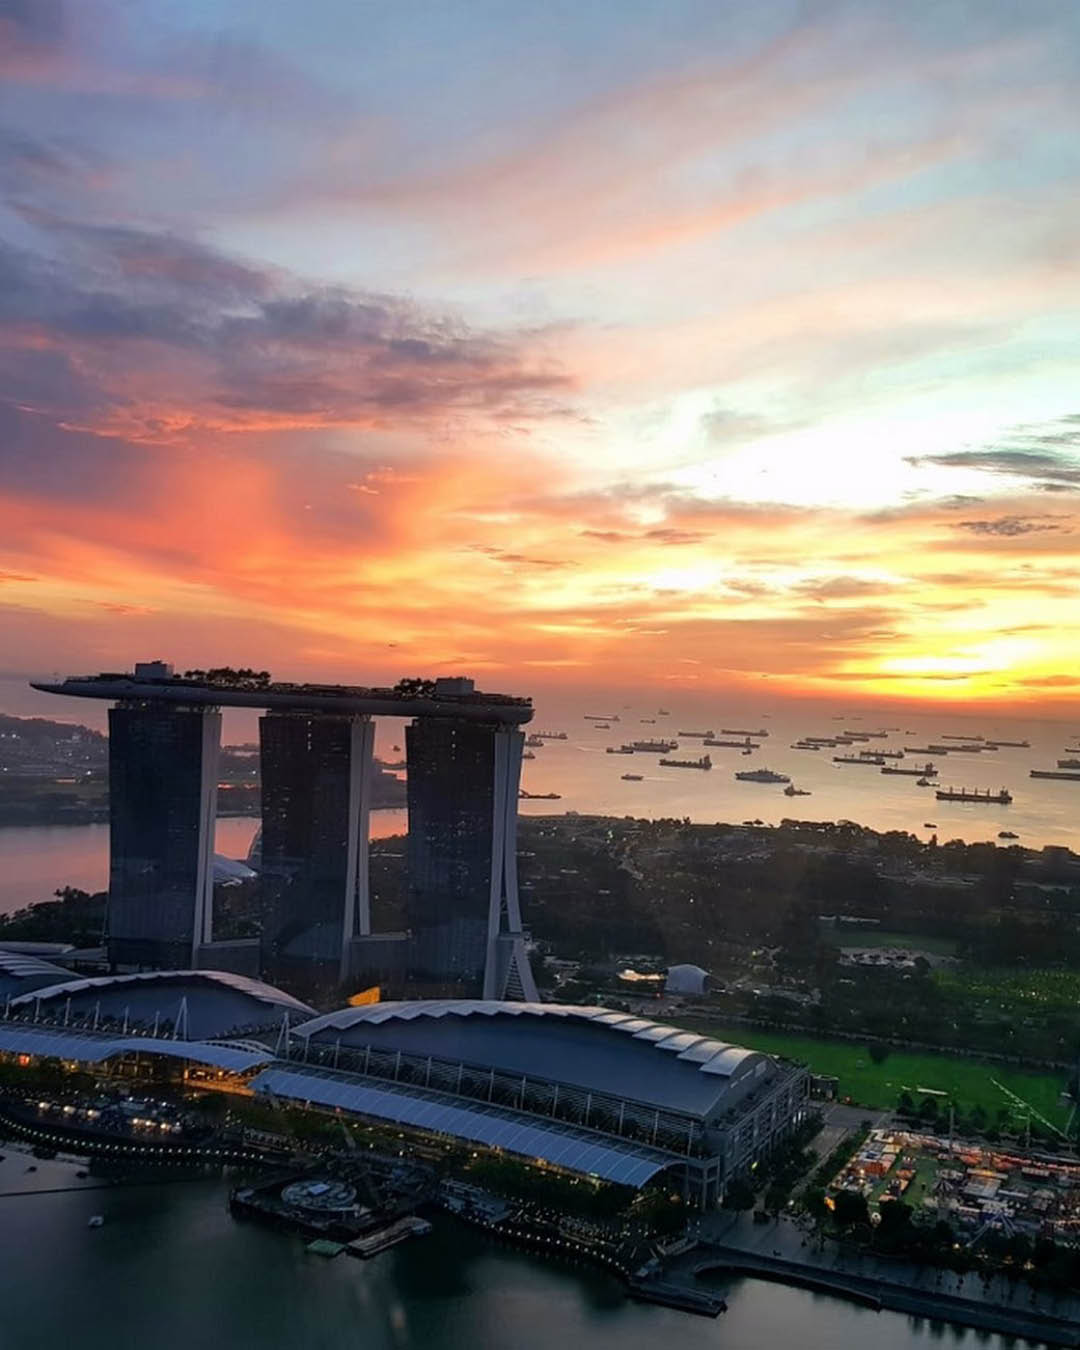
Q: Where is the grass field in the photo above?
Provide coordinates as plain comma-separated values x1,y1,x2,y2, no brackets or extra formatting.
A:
821,929,958,956
934,965,1080,1013
675,1017,1071,1130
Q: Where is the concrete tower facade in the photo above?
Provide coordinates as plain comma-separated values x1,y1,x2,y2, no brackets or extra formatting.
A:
107,703,220,968
404,719,536,1000
259,712,375,993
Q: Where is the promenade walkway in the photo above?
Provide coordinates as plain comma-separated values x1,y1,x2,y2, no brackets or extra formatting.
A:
664,1211,1080,1347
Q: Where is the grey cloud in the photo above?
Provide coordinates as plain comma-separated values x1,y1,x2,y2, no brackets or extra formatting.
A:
954,516,1069,537
0,217,571,429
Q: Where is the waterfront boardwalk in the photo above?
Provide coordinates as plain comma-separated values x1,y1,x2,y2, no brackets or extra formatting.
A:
659,1211,1080,1346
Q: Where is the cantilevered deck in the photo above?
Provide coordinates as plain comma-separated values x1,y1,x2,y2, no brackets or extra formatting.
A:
32,674,533,725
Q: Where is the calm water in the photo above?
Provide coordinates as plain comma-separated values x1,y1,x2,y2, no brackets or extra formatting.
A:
0,1151,1014,1350
2,698,1079,914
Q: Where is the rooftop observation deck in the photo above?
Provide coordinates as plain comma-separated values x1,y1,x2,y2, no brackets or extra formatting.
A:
31,671,534,726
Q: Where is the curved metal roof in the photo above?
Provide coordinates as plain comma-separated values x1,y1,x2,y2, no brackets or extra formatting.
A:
295,1000,759,1079
0,1022,274,1071
293,1000,769,1119
0,948,73,986
8,970,313,1017
253,1065,676,1188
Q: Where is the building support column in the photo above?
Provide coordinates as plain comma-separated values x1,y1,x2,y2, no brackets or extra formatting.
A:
340,715,375,978
483,727,538,1001
191,709,222,962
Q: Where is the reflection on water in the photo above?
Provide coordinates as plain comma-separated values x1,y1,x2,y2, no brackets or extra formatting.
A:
0,812,409,914
0,1152,1016,1350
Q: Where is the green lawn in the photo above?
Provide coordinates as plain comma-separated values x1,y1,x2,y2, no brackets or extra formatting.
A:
674,1017,1071,1129
934,965,1080,1013
821,929,958,957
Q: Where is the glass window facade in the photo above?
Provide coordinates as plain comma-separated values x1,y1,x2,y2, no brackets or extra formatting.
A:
107,704,219,968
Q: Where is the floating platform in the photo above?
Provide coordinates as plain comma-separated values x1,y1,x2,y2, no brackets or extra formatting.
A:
347,1216,432,1259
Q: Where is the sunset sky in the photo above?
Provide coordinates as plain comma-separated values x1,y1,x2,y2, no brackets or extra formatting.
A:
2,0,1079,711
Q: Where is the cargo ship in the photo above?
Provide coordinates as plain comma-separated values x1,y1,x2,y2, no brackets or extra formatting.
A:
1030,769,1080,781
867,749,904,760
834,754,885,765
987,739,1029,748
659,754,711,770
1056,759,1080,770
621,773,643,781
584,714,618,722
735,767,790,784
704,737,759,749
935,786,1012,803
677,730,714,738
533,731,567,740
881,762,936,777
629,738,678,753
941,733,983,741
791,742,821,750
519,790,562,799
721,728,768,738
605,745,635,755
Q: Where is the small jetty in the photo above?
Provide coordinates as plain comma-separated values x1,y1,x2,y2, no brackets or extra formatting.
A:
348,1216,432,1259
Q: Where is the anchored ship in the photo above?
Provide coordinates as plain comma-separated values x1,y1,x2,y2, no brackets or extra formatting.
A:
934,786,1012,803
629,738,678,753
881,762,937,777
1031,769,1080,781
735,767,790,784
621,773,643,781
659,754,711,770
721,727,768,738
704,737,759,749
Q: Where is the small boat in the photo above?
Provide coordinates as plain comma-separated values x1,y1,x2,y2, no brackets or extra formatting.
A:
783,784,811,796
923,822,937,828
916,777,932,787
621,773,643,781
88,1215,105,1229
